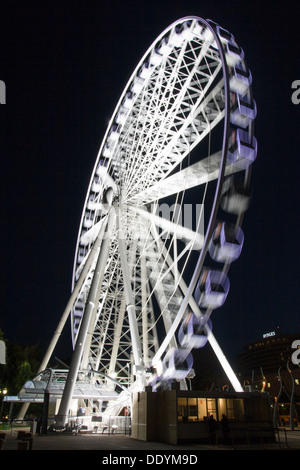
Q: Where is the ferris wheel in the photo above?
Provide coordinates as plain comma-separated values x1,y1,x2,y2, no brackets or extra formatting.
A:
49,16,257,423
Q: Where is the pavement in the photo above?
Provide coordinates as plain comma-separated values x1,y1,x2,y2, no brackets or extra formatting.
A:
1,428,300,452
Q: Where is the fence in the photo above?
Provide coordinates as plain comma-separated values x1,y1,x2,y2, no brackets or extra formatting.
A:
214,425,289,448
93,416,131,435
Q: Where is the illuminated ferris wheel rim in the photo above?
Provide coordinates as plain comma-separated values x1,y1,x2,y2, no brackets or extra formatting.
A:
74,17,229,241
69,16,257,392
74,16,255,248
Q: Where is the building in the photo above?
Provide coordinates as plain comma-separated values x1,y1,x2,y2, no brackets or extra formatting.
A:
236,330,300,426
237,330,300,374
132,387,274,445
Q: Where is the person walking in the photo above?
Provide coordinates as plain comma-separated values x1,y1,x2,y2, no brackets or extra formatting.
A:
221,414,230,445
208,415,218,445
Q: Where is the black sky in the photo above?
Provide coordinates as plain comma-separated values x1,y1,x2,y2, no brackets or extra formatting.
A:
0,0,299,366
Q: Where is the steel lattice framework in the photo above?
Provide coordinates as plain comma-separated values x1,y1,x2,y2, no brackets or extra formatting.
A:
35,17,257,426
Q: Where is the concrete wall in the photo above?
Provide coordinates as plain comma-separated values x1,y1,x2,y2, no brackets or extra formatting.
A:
131,390,178,444
156,390,177,444
131,391,157,441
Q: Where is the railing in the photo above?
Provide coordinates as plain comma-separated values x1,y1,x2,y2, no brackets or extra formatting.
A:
1,416,132,436
214,425,288,448
97,416,131,435
0,419,36,435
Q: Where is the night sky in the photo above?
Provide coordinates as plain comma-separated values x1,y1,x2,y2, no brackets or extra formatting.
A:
0,0,299,368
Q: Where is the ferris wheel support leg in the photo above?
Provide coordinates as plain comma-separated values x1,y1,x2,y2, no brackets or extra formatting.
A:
38,215,110,374
55,211,116,427
17,217,111,421
206,328,244,392
117,222,144,380
152,239,243,393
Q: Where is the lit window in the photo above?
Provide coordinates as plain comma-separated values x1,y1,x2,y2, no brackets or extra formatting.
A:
197,399,207,421
188,398,197,421
178,397,187,422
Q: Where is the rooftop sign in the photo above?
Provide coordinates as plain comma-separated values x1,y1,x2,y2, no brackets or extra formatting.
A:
263,331,276,339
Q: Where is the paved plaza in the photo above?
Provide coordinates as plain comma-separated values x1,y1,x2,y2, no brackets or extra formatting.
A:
0,428,299,452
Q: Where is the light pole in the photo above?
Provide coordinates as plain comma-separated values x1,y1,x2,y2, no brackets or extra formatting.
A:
0,388,8,421
287,361,295,430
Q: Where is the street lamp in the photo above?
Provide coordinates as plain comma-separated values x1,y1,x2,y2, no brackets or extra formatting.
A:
0,388,8,422
287,361,295,430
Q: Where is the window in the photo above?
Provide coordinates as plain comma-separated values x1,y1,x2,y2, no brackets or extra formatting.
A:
233,399,245,420
178,397,187,422
218,398,244,421
177,396,245,422
197,399,207,421
226,399,235,420
177,397,217,422
188,398,198,421
207,398,217,420
177,398,199,422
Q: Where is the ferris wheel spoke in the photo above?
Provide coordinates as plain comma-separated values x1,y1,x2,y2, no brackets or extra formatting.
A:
107,297,127,379
122,79,226,201
140,225,194,349
122,57,223,191
128,150,241,205
131,204,204,250
120,35,221,187
117,215,145,375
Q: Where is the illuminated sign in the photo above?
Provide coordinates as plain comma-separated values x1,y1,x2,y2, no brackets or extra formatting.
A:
0,81,5,104
263,331,276,339
0,340,6,364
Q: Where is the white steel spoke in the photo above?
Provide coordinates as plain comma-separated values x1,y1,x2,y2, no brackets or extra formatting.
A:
131,205,204,250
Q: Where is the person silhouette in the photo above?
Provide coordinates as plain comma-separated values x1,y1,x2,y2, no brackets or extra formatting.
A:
208,415,218,445
221,414,230,444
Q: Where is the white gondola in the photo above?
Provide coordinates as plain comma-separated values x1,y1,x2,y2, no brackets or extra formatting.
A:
157,37,172,56
131,76,145,94
209,222,244,263
178,313,212,349
150,49,163,67
215,25,234,44
115,108,127,125
195,269,230,309
220,175,251,215
230,93,257,129
227,128,257,169
229,65,252,96
168,27,185,47
162,348,193,380
102,144,112,158
138,62,152,80
122,92,133,109
106,126,119,145
225,41,244,67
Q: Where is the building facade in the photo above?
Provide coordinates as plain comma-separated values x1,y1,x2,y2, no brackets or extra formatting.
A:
132,388,274,445
236,331,300,426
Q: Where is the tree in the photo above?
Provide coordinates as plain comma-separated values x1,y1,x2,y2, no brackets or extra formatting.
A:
0,332,42,418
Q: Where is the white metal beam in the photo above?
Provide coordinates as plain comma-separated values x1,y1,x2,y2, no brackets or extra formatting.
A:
55,211,116,426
